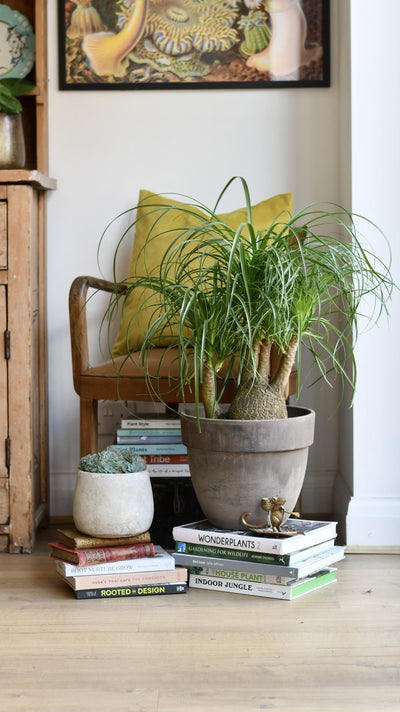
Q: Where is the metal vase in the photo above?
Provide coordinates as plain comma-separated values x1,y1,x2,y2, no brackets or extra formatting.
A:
180,405,315,531
0,113,26,169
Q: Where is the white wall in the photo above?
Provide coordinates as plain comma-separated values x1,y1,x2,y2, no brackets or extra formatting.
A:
46,1,398,535
341,0,400,548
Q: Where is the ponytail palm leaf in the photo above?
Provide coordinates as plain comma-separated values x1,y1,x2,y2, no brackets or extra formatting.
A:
101,178,394,420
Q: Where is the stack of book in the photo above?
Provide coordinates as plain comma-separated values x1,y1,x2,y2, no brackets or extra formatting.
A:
115,415,190,478
172,518,345,600
50,526,187,599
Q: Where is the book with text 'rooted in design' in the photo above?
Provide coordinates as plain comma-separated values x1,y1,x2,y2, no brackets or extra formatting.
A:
56,565,188,591
172,519,338,556
72,582,187,600
173,545,345,581
189,568,337,600
54,546,175,577
174,537,337,566
56,526,151,550
49,540,155,566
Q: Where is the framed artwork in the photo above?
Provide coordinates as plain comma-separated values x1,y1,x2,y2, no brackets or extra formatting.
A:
58,0,330,90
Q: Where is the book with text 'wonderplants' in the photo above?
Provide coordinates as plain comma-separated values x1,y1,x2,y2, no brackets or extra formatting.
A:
172,519,337,556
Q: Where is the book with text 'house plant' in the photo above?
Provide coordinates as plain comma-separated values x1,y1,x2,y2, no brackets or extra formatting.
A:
49,540,155,566
56,525,151,550
72,582,187,600
56,565,188,591
174,537,337,566
173,545,345,581
189,568,337,600
53,545,176,577
172,519,337,556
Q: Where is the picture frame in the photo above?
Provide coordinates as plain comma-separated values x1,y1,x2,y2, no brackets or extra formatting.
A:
58,0,330,91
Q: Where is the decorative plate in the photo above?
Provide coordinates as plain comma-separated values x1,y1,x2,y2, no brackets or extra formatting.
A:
0,4,35,79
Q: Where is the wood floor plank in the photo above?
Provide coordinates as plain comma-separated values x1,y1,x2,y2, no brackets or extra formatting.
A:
0,528,399,711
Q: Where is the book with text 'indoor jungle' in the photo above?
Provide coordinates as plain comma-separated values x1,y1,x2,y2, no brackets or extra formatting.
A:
49,540,155,566
172,519,338,556
189,567,337,600
173,545,345,582
56,525,151,550
53,545,176,577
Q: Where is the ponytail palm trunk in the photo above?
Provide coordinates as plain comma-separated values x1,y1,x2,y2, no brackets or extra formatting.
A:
102,177,394,421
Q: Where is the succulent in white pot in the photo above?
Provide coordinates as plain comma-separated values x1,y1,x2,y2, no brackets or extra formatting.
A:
73,447,154,538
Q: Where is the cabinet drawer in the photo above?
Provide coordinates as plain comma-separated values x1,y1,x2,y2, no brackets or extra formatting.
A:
0,201,6,269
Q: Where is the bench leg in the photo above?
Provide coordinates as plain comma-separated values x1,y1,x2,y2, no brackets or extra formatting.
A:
80,398,98,457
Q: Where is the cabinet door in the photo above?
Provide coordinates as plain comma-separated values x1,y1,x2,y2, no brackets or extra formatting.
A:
0,200,6,268
0,285,9,536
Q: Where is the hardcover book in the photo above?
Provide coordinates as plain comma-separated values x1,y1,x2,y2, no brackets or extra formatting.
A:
173,546,345,581
174,537,337,566
56,526,151,550
115,443,187,455
72,582,187,599
121,418,181,429
49,541,155,566
54,545,175,577
172,519,338,555
189,568,337,600
57,566,188,591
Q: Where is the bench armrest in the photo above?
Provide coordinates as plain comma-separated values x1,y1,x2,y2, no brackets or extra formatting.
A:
69,276,126,393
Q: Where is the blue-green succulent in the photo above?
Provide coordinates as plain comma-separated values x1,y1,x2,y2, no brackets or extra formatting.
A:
78,446,146,474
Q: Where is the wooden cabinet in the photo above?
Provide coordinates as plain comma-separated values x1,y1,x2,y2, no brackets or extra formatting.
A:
0,2,55,552
0,172,56,552
6,0,49,173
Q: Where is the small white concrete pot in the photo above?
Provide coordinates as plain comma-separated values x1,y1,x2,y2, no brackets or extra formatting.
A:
73,469,154,538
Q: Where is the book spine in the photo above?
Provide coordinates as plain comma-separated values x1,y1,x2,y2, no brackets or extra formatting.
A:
117,428,181,437
54,554,175,577
121,419,181,429
189,573,291,599
64,567,188,590
190,567,296,586
172,552,297,578
74,582,187,599
115,443,187,455
57,530,151,550
117,436,182,444
189,569,336,599
52,541,156,566
143,454,188,464
172,521,337,555
147,465,190,477
174,541,293,565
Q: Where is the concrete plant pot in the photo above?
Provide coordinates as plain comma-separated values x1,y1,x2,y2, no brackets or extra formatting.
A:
73,469,154,538
180,405,315,531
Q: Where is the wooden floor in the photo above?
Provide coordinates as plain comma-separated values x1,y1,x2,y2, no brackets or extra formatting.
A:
0,528,399,712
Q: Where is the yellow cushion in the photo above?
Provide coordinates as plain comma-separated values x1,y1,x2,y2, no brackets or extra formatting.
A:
112,189,293,356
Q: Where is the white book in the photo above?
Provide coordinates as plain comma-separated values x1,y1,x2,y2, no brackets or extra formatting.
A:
121,418,181,429
53,545,175,577
189,568,337,600
147,464,191,478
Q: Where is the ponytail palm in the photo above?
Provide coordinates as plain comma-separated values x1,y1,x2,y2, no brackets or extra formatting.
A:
102,177,394,420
